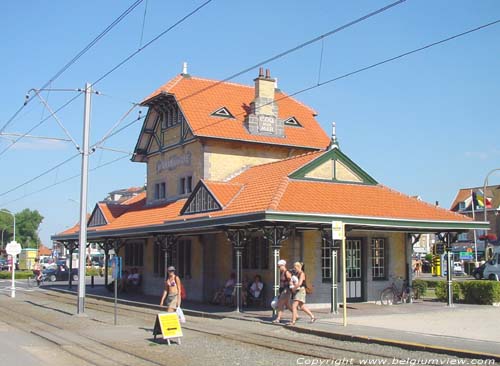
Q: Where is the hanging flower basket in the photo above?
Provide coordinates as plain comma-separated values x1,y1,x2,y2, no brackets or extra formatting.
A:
479,233,497,241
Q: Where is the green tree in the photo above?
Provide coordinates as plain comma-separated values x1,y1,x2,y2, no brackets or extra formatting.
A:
0,209,44,248
0,212,15,247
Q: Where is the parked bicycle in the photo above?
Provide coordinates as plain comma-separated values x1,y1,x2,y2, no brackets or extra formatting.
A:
380,276,414,305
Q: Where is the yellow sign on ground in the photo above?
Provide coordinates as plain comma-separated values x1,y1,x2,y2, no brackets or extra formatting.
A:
153,312,183,341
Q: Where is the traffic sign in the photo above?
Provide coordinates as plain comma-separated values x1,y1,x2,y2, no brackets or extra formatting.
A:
6,241,21,256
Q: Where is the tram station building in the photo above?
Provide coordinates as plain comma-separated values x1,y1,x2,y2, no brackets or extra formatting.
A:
52,68,487,306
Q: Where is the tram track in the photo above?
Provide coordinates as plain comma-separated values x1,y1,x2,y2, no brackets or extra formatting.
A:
7,288,473,365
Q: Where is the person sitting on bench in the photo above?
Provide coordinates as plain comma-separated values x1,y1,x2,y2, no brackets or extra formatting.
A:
247,274,264,306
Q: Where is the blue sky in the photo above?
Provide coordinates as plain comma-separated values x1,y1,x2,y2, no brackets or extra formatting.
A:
1,1,499,247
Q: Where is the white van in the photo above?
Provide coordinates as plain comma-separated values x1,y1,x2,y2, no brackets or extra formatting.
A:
483,246,500,281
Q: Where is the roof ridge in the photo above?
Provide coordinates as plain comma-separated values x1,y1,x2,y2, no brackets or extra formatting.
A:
268,177,290,210
187,75,254,90
247,150,324,170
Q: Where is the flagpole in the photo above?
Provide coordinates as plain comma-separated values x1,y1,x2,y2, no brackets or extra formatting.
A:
471,190,478,265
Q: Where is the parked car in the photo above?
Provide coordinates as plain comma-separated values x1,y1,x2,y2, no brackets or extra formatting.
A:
453,262,465,276
42,264,78,282
472,263,486,280
0,258,9,271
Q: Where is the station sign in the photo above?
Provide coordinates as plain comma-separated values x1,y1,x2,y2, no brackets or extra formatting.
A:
331,221,344,240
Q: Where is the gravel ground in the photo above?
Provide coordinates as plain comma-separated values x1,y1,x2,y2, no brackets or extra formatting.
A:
0,289,489,366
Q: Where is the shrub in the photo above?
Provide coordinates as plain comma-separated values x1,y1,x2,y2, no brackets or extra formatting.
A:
412,280,427,298
461,281,500,305
0,270,34,279
424,279,440,289
435,281,462,302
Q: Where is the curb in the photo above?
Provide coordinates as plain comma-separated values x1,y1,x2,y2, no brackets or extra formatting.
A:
49,288,500,361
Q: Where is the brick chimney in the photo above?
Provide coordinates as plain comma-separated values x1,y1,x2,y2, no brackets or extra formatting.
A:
246,68,284,137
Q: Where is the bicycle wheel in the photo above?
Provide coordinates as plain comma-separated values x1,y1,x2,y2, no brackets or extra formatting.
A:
380,288,395,305
403,288,415,303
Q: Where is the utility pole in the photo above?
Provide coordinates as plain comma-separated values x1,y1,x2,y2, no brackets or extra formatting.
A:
77,83,91,315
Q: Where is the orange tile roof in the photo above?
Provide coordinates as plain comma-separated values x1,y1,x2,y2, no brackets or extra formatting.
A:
142,75,330,149
204,181,243,207
277,181,471,222
55,151,474,238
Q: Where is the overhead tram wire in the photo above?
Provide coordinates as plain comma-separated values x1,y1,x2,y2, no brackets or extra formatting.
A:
175,0,407,104
0,0,213,159
0,154,131,207
0,0,145,136
0,153,80,199
91,0,213,87
192,17,500,134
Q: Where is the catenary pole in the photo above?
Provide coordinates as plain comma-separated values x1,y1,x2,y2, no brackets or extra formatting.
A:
77,83,92,315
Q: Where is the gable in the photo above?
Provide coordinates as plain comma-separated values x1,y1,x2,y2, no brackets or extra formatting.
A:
88,204,108,227
181,181,222,215
290,148,377,185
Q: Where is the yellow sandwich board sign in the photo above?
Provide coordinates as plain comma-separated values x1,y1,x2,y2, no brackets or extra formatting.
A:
153,312,183,345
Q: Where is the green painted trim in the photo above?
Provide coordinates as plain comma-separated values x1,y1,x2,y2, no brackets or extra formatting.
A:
264,212,490,231
289,148,378,185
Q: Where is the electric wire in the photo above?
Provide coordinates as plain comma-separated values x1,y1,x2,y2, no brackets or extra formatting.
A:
192,17,500,134
33,90,80,150
139,0,149,48
2,0,400,192
0,0,145,135
175,0,407,104
0,0,212,159
0,155,131,207
92,0,213,87
0,153,80,198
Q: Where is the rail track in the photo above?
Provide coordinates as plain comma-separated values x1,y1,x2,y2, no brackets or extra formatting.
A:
0,287,477,366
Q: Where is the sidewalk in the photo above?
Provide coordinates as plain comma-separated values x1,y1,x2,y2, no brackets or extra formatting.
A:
48,283,500,360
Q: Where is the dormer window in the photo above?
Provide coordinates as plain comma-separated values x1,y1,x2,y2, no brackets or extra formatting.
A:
181,183,222,215
458,201,466,211
211,107,234,119
284,116,302,127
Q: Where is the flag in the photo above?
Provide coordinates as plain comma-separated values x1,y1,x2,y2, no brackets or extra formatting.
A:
474,190,492,209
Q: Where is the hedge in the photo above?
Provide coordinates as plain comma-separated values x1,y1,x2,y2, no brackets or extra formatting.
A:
435,280,500,305
461,281,500,305
412,280,428,298
0,270,34,279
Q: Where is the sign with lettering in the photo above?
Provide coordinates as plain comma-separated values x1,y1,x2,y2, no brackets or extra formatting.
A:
258,115,275,133
331,221,344,240
156,152,192,174
153,312,183,342
6,241,21,256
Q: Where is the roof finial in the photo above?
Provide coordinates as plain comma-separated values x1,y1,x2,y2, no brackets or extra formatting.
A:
329,122,339,150
182,61,188,75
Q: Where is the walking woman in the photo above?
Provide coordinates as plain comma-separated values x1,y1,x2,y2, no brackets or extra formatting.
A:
160,266,182,312
272,259,293,324
289,262,315,325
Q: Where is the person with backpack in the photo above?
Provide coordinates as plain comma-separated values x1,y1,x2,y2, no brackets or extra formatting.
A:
160,266,182,312
289,262,316,325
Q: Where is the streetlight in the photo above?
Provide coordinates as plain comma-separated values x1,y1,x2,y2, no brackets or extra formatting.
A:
1,209,17,298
